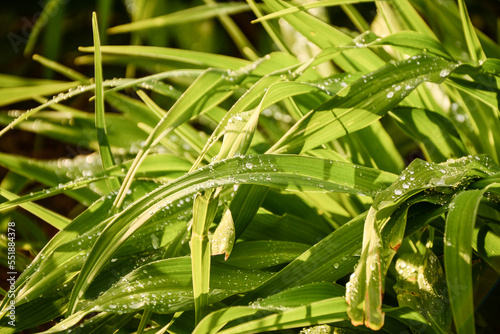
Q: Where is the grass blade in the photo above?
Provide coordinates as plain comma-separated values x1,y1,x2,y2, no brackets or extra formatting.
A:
32,54,90,83
108,3,251,34
78,45,250,70
253,0,379,23
65,154,396,315
191,191,218,324
218,297,348,334
270,53,457,154
444,189,486,334
0,188,70,230
92,12,120,192
23,0,65,56
457,0,486,63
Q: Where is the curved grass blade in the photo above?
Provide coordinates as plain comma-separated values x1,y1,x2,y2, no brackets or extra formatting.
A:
0,110,149,152
385,307,441,334
236,212,367,306
444,189,488,334
346,155,498,330
190,54,304,168
0,197,191,330
78,45,250,70
43,257,273,332
0,79,132,138
270,53,458,154
472,218,500,273
0,153,192,212
193,307,272,334
66,154,396,315
264,0,385,72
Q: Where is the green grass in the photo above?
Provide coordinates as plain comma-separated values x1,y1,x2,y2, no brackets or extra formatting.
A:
1,0,500,333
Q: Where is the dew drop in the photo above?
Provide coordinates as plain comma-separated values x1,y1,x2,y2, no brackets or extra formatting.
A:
439,69,451,78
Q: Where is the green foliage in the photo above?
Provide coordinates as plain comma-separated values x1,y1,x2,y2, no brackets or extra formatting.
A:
1,0,499,333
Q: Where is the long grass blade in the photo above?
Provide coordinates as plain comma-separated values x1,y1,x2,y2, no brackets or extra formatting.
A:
457,0,486,63
444,189,486,334
92,12,120,192
108,3,251,34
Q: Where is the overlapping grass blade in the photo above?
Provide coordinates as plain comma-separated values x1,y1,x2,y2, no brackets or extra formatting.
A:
0,110,149,151
346,155,498,330
41,257,274,333
270,53,457,154
2,1,500,332
66,154,396,315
